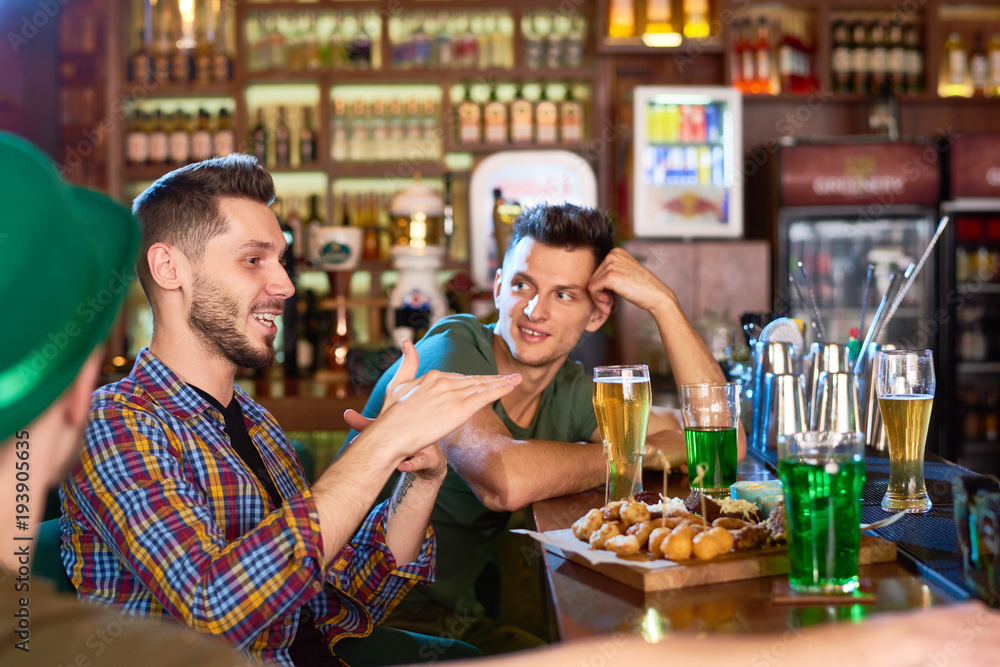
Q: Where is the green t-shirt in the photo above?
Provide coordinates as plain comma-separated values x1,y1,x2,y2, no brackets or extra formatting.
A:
349,314,598,615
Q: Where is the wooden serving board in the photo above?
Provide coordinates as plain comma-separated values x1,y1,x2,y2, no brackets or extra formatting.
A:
526,529,896,592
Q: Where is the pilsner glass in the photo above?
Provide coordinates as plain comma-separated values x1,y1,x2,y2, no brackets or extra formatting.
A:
679,382,741,498
593,365,651,504
875,349,935,513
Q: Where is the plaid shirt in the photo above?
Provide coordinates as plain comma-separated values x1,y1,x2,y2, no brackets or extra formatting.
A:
61,348,434,666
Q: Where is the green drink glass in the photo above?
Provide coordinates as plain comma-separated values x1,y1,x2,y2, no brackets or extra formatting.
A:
679,382,740,498
777,431,866,595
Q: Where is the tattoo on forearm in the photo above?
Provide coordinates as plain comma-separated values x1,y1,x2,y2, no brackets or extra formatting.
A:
390,473,416,512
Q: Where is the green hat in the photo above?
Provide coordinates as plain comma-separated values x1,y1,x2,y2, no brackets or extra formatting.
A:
0,132,139,441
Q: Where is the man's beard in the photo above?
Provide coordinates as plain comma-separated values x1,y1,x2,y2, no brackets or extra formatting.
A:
188,275,277,370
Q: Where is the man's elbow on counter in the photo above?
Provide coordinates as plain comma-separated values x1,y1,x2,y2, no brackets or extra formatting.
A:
472,477,531,513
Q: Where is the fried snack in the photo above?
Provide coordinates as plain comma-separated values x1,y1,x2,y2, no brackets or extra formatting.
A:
572,509,604,542
661,525,696,561
655,516,690,531
692,527,734,560
685,491,722,521
589,521,622,549
684,491,762,523
620,499,652,528
731,525,771,551
687,523,708,535
626,521,656,547
663,508,704,524
603,500,626,522
712,517,750,530
605,534,641,556
648,526,671,558
764,501,787,543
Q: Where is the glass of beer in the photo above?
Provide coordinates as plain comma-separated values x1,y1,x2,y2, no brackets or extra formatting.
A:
777,431,865,595
875,349,935,513
593,365,651,504
679,382,740,498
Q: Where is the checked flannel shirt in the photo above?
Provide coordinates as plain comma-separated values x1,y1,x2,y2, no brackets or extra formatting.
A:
61,348,434,667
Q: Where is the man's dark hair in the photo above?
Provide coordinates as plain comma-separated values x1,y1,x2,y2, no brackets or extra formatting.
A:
131,154,275,304
507,203,615,269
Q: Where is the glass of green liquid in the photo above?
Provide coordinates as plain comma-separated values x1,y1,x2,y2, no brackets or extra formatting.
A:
594,365,651,504
777,431,866,595
875,349,935,513
679,382,740,498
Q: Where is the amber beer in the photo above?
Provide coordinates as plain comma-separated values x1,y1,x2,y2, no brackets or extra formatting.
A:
593,366,651,504
878,394,934,510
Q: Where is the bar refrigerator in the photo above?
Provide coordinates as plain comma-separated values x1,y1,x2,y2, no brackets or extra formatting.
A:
940,133,1000,475
775,140,942,452
632,86,743,238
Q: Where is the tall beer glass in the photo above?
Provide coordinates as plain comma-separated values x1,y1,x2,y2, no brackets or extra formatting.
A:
593,365,651,504
679,382,741,498
875,349,935,513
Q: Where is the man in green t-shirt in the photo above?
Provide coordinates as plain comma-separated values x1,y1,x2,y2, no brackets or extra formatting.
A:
348,203,745,652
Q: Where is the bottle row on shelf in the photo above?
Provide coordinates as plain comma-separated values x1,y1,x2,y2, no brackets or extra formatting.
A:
831,19,924,95
454,85,587,146
960,383,1000,444
245,11,378,72
127,0,233,84
330,96,440,163
607,0,713,41
732,13,817,95
939,24,1000,98
249,106,319,169
389,11,513,70
126,108,235,166
957,304,1000,364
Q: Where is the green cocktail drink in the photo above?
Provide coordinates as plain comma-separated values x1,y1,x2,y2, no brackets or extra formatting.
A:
684,426,738,496
778,448,865,594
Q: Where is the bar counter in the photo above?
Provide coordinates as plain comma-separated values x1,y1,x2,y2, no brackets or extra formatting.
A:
531,452,972,641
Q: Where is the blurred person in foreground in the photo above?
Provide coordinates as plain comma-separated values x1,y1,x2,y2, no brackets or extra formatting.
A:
348,203,744,650
60,154,520,666
0,131,251,666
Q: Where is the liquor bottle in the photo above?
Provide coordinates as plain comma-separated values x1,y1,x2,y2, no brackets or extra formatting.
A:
148,109,169,163
456,12,479,68
755,17,773,95
941,23,972,97
565,15,586,69
608,0,635,38
171,43,191,84
349,13,372,69
386,98,404,158
348,99,369,160
193,34,213,85
535,87,558,144
523,13,543,70
475,13,491,69
369,98,387,160
832,20,851,93
971,32,988,97
126,109,149,165
300,107,317,165
405,98,423,156
421,98,439,160
646,0,674,35
212,4,231,82
129,30,151,82
274,106,290,166
546,13,567,69
213,108,234,157
888,21,907,95
868,21,888,95
306,194,324,267
778,15,797,94
412,12,431,68
731,17,745,90
251,108,268,163
190,109,213,162
683,0,711,40
560,87,585,143
850,21,869,94
433,11,453,68
457,86,482,144
741,19,756,94
989,26,1000,97
275,197,299,379
510,87,533,143
483,86,507,144
331,98,348,161
903,22,923,94
169,111,191,164
153,30,172,83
